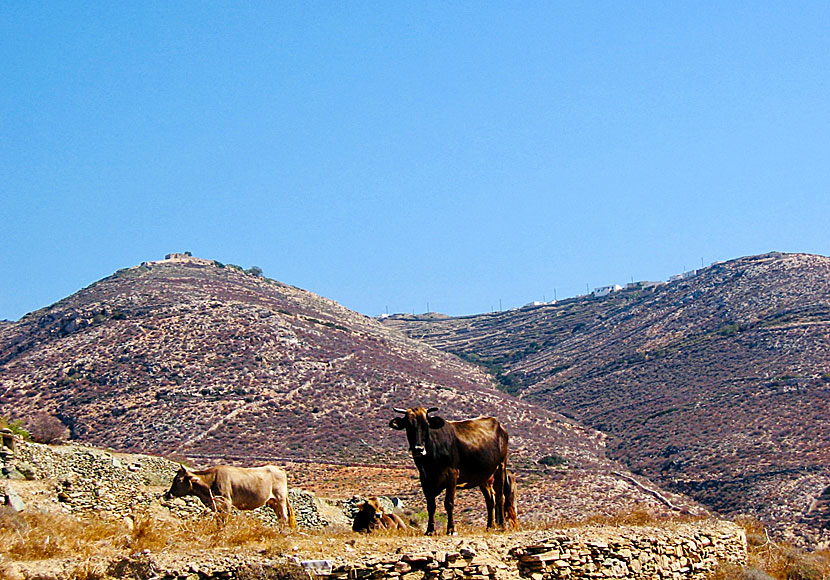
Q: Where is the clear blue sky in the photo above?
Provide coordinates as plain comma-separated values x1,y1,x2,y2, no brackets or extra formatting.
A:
2,3,829,321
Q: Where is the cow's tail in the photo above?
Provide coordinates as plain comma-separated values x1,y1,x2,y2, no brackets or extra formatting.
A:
287,496,297,528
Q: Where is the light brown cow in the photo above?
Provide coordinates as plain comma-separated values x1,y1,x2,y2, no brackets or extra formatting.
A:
164,464,296,527
352,496,408,532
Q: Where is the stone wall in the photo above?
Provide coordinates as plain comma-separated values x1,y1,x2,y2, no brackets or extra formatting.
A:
1,438,354,530
509,523,746,580
9,523,748,580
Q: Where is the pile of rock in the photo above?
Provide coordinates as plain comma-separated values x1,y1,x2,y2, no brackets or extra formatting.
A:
508,522,746,579
331,547,507,580
10,550,311,580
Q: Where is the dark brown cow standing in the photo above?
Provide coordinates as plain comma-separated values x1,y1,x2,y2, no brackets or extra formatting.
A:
164,464,296,527
389,406,509,535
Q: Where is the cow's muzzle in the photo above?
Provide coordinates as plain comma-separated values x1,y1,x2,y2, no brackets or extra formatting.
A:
411,445,427,457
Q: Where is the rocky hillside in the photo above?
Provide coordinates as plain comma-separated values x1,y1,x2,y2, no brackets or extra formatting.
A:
382,252,830,542
0,254,694,521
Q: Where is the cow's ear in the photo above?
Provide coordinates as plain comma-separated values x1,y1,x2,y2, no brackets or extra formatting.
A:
389,417,406,430
428,415,445,429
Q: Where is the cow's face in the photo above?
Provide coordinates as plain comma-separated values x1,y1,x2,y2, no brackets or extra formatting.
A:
389,407,445,458
360,496,383,519
164,466,194,500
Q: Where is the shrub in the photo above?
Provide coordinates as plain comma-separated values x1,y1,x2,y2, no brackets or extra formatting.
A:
0,417,30,440
538,454,567,467
26,413,70,444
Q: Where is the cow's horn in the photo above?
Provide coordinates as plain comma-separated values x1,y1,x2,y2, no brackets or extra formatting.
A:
393,408,408,414
427,407,439,414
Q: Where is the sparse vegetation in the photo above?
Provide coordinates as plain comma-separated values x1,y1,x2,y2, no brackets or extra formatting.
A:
26,413,70,444
707,518,830,580
537,454,567,467
0,508,288,562
0,416,30,440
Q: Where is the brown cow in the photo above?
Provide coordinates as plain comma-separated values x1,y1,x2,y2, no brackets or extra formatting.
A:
164,464,296,527
352,496,408,532
389,406,509,535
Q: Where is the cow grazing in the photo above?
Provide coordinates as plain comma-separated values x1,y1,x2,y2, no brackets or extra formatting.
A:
352,496,408,532
164,464,296,527
389,406,509,535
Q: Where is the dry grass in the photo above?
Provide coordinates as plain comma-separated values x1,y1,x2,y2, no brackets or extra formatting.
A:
707,517,830,580
517,505,704,530
0,507,124,561
0,507,290,563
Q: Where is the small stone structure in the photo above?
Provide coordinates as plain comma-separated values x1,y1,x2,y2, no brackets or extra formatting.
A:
509,523,746,580
0,428,16,457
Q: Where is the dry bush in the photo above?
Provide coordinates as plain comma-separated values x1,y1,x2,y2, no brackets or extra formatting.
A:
0,509,124,561
125,512,175,552
196,512,290,551
753,545,829,580
26,413,70,444
125,510,291,553
66,560,108,580
706,561,747,580
734,516,768,548
0,506,295,564
724,517,830,580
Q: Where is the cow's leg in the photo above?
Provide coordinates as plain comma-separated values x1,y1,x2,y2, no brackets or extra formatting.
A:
215,495,233,513
492,464,506,529
444,470,458,535
479,483,495,529
425,493,438,536
444,486,457,535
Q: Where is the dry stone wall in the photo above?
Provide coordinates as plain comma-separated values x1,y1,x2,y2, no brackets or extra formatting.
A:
508,524,745,580
327,523,745,580
13,524,746,580
1,439,345,528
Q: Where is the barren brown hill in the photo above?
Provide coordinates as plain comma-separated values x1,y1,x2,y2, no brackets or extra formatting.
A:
382,252,830,543
0,254,695,524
